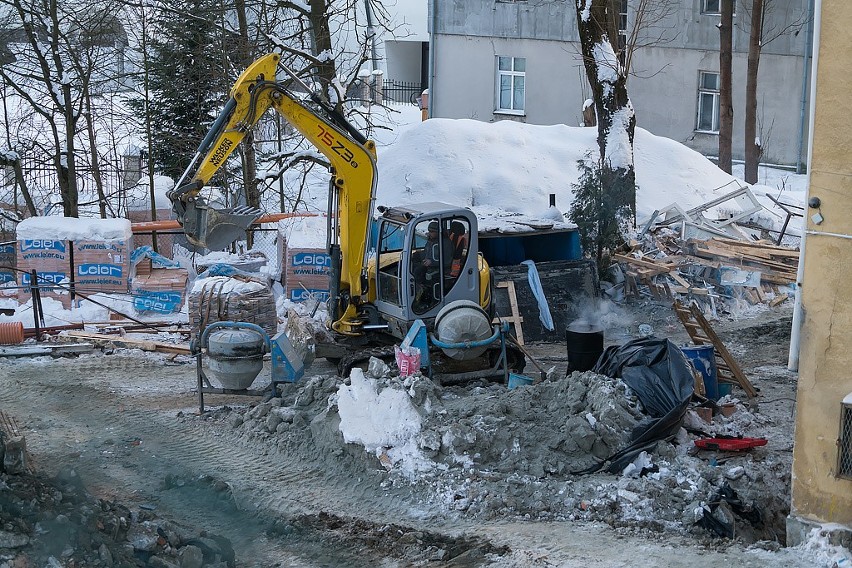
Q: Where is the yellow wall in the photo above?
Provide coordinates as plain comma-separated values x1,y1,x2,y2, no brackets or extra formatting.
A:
790,0,852,526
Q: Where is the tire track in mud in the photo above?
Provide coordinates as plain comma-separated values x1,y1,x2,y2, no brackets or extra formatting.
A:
0,357,452,565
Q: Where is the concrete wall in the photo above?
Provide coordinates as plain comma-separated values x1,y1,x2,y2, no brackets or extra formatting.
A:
788,0,852,540
430,0,812,166
385,40,425,84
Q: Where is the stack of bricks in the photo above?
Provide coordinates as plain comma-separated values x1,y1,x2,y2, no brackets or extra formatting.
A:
188,276,277,338
284,247,331,303
130,256,189,314
16,217,132,308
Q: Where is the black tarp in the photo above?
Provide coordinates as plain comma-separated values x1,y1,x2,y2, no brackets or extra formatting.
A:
576,337,695,474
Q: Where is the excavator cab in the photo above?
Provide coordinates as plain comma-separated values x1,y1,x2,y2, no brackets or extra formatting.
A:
372,203,487,338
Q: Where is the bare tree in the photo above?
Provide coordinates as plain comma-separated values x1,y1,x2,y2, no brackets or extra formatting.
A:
718,0,734,173
618,0,680,80
0,0,125,217
741,0,809,183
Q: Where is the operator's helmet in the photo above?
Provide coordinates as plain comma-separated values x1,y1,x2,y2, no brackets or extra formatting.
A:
428,221,439,233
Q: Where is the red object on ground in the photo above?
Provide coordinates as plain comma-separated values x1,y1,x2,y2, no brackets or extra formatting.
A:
694,437,768,451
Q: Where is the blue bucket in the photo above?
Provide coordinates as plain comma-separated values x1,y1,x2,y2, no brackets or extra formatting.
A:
508,373,534,389
681,344,719,400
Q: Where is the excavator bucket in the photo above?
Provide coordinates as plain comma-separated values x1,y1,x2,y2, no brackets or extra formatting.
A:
181,199,262,250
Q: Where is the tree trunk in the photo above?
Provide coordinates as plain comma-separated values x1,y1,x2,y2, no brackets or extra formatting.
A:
11,160,36,217
309,0,341,110
718,0,734,174
575,0,637,224
83,93,109,218
744,0,764,184
61,83,79,217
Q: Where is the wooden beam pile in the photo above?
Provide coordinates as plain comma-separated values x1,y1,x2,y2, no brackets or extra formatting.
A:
615,236,798,309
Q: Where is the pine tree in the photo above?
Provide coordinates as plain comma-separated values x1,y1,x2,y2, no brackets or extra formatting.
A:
140,0,229,181
569,154,633,277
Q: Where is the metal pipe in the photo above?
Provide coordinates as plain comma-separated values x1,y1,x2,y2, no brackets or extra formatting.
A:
427,0,437,119
788,0,822,373
796,0,815,175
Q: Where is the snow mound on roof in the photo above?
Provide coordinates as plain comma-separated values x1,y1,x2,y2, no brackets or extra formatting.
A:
376,118,745,223
16,217,132,241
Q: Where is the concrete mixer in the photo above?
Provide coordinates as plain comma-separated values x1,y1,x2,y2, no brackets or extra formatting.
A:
191,322,305,413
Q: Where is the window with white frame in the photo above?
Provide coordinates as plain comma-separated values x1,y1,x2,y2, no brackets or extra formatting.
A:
702,0,721,15
496,56,525,113
696,71,720,133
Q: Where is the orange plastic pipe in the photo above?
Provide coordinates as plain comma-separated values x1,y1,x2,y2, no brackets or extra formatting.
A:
131,212,318,233
0,321,24,345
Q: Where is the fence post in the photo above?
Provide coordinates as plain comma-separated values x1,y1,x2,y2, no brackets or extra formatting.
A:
420,90,429,121
372,70,384,104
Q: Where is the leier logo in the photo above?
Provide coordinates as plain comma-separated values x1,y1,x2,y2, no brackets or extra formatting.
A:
21,240,66,252
78,264,123,277
293,252,331,267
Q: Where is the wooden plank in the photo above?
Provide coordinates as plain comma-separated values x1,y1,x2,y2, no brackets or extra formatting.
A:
63,331,191,355
0,343,95,358
769,293,790,307
614,254,675,272
670,286,710,296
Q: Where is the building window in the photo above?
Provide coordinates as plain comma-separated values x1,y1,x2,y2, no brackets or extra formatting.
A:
696,71,720,133
702,0,721,15
496,56,525,114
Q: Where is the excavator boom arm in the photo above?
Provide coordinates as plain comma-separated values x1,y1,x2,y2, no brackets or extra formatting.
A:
168,53,377,334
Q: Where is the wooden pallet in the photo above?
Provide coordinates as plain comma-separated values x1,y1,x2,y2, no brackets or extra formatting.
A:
673,300,758,398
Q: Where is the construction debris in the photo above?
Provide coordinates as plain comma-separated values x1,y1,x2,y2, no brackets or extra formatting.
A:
615,232,799,313
58,331,190,354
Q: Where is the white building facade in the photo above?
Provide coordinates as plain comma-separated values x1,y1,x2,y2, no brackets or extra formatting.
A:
427,0,813,168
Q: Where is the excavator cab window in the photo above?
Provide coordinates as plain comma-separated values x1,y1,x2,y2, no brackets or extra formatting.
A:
377,220,404,307
411,218,453,314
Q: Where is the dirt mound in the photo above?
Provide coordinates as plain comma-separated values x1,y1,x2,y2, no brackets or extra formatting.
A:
208,366,789,544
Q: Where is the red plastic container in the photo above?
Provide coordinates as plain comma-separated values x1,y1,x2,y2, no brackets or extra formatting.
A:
694,437,768,451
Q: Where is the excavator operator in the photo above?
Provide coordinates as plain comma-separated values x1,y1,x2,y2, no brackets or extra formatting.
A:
412,221,453,310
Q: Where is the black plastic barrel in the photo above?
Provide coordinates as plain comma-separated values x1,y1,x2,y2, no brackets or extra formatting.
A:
566,321,604,373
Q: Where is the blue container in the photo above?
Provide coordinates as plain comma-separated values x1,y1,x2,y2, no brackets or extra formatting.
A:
508,373,534,389
681,344,719,400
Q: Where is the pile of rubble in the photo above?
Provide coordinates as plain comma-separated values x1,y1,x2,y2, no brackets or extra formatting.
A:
211,362,792,545
613,232,799,314
0,422,238,568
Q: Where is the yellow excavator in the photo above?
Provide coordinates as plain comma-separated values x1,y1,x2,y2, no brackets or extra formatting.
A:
169,53,523,376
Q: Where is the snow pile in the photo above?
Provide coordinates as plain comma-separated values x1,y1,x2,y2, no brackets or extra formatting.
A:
189,276,266,295
278,214,327,249
376,120,760,228
16,216,132,242
337,368,432,474
794,525,852,567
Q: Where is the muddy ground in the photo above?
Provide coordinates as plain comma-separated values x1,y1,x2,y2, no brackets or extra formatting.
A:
0,300,841,567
